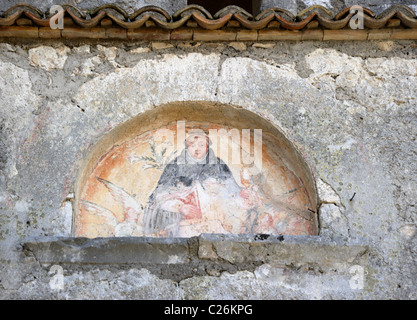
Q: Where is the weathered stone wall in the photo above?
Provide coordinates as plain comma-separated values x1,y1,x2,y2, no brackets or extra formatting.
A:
0,37,416,299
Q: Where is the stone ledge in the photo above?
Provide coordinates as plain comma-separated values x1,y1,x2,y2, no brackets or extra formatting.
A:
198,234,369,270
23,236,191,265
23,234,369,271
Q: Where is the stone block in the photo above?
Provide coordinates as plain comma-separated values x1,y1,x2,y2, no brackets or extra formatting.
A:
151,42,174,50
127,28,171,40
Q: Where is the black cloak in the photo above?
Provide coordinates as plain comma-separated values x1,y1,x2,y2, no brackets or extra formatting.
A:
143,148,240,235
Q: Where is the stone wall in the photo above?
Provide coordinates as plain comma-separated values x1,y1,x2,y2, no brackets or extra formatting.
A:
0,36,416,299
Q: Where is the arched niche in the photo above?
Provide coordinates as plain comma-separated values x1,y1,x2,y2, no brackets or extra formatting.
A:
74,101,318,238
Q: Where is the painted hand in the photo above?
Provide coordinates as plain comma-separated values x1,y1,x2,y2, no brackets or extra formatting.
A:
240,189,251,199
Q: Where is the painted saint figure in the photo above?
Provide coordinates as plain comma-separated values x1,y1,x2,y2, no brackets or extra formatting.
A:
143,129,252,237
79,125,316,238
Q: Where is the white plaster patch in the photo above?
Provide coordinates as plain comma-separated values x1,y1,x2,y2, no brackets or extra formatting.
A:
75,56,101,77
306,48,363,77
60,201,73,236
28,45,70,71
167,255,182,264
72,45,90,54
328,137,357,152
217,57,301,109
365,57,417,77
320,203,342,223
15,200,29,213
398,224,416,239
74,53,221,118
129,47,151,54
317,178,341,206
97,45,117,61
135,53,220,105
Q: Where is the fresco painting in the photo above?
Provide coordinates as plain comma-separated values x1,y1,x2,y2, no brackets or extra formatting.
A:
76,122,315,238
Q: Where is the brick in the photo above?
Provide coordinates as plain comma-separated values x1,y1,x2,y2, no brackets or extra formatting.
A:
127,28,170,40
386,19,401,28
323,29,367,41
171,28,193,41
186,20,198,28
100,18,113,28
306,21,319,29
301,29,323,41
63,17,75,27
368,28,391,40
85,27,106,39
236,29,258,41
39,27,61,39
390,28,417,40
62,27,106,39
16,18,33,26
0,26,38,38
106,27,127,39
226,20,241,28
145,20,156,28
193,29,236,41
258,29,302,40
267,21,280,28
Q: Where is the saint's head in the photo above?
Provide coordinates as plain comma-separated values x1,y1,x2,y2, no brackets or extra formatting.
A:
185,129,211,160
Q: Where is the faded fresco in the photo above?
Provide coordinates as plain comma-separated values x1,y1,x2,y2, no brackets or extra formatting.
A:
77,122,315,238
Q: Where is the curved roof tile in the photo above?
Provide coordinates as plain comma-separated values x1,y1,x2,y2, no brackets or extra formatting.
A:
1,3,417,40
1,3,416,30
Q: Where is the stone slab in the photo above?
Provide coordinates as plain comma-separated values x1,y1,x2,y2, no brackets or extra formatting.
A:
23,236,191,265
23,235,369,272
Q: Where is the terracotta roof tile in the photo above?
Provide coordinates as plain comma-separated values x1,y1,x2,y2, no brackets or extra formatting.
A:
1,3,417,40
